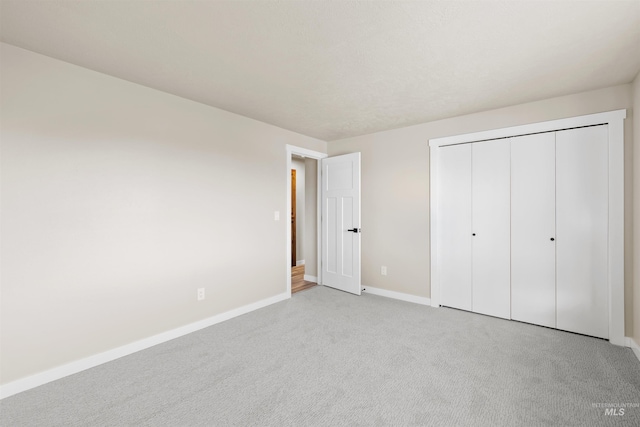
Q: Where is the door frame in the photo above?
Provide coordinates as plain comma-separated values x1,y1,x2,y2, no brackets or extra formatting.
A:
429,109,626,346
286,145,328,297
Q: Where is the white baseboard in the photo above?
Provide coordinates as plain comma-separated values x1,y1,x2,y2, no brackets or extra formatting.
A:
627,337,640,363
304,275,317,283
362,286,431,306
0,291,290,400
296,260,305,266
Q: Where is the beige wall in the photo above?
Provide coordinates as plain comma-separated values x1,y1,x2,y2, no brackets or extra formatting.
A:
0,44,326,384
304,158,318,277
328,84,635,335
633,71,640,346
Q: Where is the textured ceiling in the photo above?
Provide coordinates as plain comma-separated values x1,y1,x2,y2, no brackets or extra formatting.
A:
1,1,639,141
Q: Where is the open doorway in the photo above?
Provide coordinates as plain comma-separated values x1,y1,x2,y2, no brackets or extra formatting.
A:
286,145,327,297
291,155,317,294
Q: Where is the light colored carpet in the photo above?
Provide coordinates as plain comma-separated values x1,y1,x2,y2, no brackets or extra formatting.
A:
1,286,639,426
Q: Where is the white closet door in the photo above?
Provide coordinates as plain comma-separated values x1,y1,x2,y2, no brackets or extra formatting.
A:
438,144,472,311
471,139,511,319
556,126,608,339
511,133,556,328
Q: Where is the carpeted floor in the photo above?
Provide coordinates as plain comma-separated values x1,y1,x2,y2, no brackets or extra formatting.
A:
1,286,639,426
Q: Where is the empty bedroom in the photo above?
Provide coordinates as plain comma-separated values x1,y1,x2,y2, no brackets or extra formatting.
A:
1,1,640,426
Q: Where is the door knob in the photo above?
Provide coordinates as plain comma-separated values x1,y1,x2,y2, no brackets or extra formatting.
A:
472,233,476,236
550,238,555,241
347,228,361,233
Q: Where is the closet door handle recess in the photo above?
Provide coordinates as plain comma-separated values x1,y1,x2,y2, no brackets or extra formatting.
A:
550,238,555,241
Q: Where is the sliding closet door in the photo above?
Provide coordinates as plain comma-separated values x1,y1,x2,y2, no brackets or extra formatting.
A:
556,126,608,339
438,144,472,311
471,139,511,319
511,133,556,328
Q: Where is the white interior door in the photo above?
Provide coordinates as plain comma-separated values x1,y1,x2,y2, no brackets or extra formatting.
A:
438,144,472,311
321,153,361,295
556,126,609,339
511,133,556,328
471,139,511,319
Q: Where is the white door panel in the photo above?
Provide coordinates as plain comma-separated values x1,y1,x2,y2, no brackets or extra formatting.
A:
341,196,355,278
471,139,511,319
326,197,338,274
321,153,361,295
511,133,557,328
438,144,472,311
556,126,608,339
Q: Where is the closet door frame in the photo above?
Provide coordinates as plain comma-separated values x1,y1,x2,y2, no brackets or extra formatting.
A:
429,109,626,346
